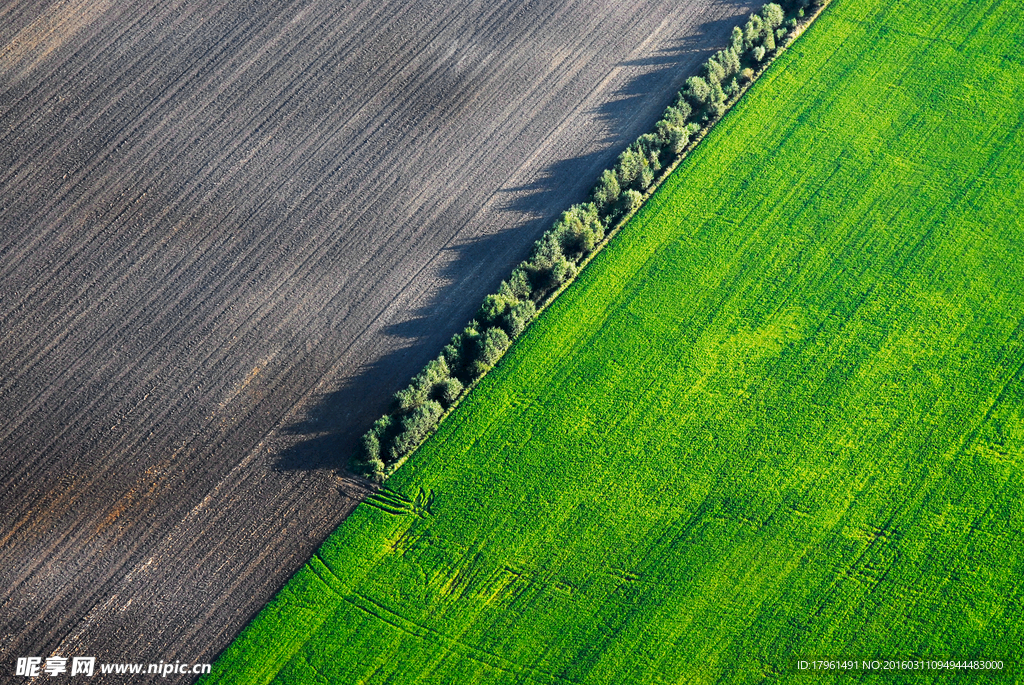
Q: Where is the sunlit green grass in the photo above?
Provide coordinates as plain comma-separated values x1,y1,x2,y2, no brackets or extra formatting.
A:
207,0,1024,681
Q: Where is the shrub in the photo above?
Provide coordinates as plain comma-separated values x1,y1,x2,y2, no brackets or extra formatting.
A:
480,327,510,366
365,457,385,482
553,203,604,258
753,45,767,62
435,377,463,406
359,429,381,463
592,169,621,208
730,26,744,54
638,166,655,190
392,400,444,456
504,299,537,338
744,14,767,48
550,257,576,287
620,189,643,215
762,3,785,28
656,120,690,155
477,293,514,327
684,75,712,106
617,147,646,187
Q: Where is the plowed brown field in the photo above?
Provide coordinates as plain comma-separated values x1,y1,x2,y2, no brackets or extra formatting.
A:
0,0,756,677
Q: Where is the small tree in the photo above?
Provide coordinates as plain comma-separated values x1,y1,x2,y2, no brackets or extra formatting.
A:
435,377,463,406
684,75,713,107
477,293,514,327
495,269,532,304
668,126,690,155
365,457,385,482
550,257,576,287
441,338,463,375
620,189,643,215
530,231,565,274
507,267,532,300
669,98,694,121
723,77,741,99
504,300,537,338
634,133,663,159
711,78,727,104
592,169,621,208
456,325,484,379
762,3,785,28
556,203,604,257
661,104,689,128
655,120,688,155
393,384,426,412
705,58,726,84
365,414,398,462
419,356,449,386
731,26,744,54
616,148,645,187
744,14,766,49
721,47,741,76
638,166,655,191
480,326,510,366
392,401,444,456
359,429,381,464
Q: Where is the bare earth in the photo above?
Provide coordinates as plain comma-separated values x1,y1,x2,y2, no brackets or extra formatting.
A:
0,0,756,678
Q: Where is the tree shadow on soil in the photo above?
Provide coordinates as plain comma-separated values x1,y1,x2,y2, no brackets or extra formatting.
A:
596,14,752,145
497,150,610,222
272,225,537,473
502,14,752,219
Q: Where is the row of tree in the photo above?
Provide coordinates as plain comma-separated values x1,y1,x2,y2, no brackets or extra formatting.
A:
353,0,820,481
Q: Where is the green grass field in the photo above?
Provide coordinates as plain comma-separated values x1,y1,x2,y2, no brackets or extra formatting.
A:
206,0,1024,681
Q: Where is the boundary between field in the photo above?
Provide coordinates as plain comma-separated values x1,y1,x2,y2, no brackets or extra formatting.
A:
355,0,833,481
